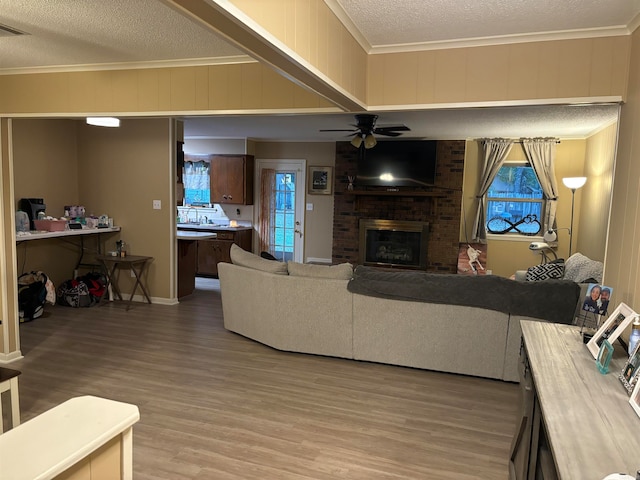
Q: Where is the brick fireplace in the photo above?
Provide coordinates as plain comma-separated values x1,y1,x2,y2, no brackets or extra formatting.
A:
332,140,465,273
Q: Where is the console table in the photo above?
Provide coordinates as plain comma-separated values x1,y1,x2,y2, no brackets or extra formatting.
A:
511,320,640,479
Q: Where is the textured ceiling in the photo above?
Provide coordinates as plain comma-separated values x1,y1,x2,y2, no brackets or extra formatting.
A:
183,104,620,142
337,0,640,47
0,1,632,140
0,0,244,70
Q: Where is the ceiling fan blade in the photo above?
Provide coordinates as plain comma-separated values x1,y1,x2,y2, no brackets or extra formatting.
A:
375,131,403,137
374,125,411,133
319,128,359,132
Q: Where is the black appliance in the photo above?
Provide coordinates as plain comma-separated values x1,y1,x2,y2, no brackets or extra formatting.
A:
19,198,46,230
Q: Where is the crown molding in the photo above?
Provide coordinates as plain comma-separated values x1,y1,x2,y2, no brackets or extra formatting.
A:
628,12,640,34
0,55,256,76
370,25,633,54
323,0,371,53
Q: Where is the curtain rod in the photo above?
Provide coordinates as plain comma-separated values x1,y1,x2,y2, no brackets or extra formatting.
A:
476,138,561,144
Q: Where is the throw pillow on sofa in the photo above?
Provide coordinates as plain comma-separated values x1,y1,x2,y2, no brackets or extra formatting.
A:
287,261,353,280
229,244,288,275
526,260,565,281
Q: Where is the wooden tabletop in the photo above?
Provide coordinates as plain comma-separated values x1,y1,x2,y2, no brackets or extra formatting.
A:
521,320,640,479
95,254,152,264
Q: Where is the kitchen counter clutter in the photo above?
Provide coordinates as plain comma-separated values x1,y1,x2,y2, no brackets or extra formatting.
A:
177,223,252,232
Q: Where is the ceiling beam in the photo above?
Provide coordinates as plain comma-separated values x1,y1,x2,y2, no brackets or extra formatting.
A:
161,0,364,112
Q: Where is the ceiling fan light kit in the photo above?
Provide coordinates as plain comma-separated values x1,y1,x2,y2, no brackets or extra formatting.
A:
320,113,410,149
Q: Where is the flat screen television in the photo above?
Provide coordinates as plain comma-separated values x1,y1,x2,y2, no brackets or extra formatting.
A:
356,140,437,187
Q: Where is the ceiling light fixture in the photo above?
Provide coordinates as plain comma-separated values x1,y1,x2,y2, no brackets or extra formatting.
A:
351,135,363,149
364,134,377,149
86,117,120,127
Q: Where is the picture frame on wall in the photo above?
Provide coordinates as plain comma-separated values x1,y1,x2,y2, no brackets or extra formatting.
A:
587,302,637,358
619,342,640,394
308,166,333,195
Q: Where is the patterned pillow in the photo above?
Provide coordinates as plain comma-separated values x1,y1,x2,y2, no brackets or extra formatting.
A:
526,261,565,281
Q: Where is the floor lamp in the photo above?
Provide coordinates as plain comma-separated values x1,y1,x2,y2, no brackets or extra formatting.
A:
562,176,587,257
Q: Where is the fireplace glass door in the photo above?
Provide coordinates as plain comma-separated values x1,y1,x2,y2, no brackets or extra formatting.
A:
359,219,429,269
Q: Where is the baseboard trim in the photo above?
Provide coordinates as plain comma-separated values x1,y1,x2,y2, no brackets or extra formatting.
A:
0,351,24,364
306,257,332,264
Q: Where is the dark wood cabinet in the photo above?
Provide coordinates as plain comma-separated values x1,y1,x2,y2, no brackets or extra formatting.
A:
195,228,252,277
210,155,254,205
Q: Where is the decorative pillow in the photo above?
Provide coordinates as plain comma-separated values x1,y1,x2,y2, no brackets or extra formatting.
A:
526,260,565,281
229,244,288,275
287,261,353,280
564,253,604,283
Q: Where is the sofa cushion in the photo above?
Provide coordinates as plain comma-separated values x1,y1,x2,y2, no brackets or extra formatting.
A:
564,253,603,283
526,260,565,281
230,244,288,275
287,261,353,280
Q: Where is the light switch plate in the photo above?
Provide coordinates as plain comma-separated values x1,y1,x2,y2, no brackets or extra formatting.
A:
306,203,313,211
153,200,161,209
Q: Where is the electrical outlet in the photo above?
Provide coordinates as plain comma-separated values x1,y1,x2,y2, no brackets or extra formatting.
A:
153,200,161,210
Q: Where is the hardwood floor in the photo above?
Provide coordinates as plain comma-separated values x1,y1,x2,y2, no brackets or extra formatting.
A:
10,278,519,479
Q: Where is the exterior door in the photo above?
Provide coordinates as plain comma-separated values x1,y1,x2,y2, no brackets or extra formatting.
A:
255,159,305,262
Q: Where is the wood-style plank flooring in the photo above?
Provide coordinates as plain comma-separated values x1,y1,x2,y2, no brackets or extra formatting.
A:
10,278,519,479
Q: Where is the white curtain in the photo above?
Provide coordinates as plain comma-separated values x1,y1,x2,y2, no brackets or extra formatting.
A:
472,138,514,242
259,168,276,255
521,138,559,231
183,161,210,190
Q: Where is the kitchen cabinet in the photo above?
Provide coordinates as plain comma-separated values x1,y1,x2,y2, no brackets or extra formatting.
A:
210,155,254,205
193,228,252,277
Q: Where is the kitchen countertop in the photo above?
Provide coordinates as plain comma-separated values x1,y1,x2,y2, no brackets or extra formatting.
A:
177,231,219,240
177,223,252,232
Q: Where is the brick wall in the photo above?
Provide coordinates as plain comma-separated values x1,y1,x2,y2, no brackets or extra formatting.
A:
332,140,465,273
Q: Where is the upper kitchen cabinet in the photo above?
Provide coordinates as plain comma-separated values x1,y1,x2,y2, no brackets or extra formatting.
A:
210,155,254,205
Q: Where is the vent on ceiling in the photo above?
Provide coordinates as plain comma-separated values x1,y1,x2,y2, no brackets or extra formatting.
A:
0,23,28,37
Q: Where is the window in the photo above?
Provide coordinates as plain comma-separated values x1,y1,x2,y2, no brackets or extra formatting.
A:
486,163,544,236
183,161,210,206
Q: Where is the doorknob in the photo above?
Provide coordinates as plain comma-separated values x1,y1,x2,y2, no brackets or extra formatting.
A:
294,229,302,238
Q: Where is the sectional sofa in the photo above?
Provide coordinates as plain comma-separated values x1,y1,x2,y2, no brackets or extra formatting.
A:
218,245,581,382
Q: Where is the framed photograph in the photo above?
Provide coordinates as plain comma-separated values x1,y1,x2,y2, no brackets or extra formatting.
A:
587,302,637,358
308,166,333,195
619,342,640,394
629,377,640,418
596,339,614,374
581,283,614,315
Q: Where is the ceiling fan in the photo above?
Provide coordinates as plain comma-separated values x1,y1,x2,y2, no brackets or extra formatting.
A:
320,114,410,149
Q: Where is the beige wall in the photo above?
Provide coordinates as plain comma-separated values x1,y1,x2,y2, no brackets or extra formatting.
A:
0,63,333,116
368,37,630,107
12,120,82,287
77,118,174,300
10,118,174,300
576,122,618,261
605,27,640,309
253,141,335,262
228,0,367,105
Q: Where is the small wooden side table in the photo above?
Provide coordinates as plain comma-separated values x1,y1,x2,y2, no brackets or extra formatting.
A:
0,367,21,432
95,254,153,310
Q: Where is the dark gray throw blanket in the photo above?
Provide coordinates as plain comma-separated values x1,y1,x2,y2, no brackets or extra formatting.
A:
347,266,580,324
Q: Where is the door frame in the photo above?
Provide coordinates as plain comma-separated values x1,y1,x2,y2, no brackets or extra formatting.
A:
254,159,306,262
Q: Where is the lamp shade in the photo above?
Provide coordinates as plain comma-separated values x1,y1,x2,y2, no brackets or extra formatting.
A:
562,176,587,189
86,117,120,127
350,136,363,148
363,134,377,149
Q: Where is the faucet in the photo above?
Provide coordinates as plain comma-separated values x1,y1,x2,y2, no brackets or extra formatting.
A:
186,207,199,224
201,215,208,225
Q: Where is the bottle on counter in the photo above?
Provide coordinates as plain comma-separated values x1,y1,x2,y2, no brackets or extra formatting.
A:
629,317,640,355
